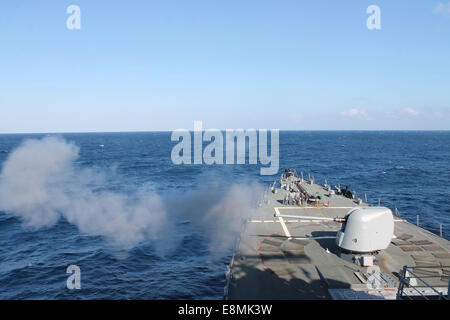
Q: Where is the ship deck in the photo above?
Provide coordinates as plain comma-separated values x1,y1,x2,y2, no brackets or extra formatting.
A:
226,176,450,300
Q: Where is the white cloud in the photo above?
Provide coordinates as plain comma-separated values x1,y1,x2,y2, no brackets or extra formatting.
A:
404,107,420,116
341,108,370,119
342,108,359,116
434,2,450,15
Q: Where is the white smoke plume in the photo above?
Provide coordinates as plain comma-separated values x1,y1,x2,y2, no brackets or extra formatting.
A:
202,182,264,254
0,137,265,254
165,179,264,254
0,137,168,249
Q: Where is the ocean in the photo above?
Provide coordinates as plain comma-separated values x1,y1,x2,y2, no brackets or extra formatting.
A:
0,131,449,299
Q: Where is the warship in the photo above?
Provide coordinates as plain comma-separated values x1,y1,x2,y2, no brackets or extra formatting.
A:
224,169,450,300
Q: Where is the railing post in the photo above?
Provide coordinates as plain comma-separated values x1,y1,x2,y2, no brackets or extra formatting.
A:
447,272,450,300
440,224,443,238
417,215,419,226
397,266,407,300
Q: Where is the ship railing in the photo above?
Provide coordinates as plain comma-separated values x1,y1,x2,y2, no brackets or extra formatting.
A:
223,217,248,300
396,265,449,300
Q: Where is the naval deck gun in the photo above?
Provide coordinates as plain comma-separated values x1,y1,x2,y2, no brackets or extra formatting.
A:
275,207,394,267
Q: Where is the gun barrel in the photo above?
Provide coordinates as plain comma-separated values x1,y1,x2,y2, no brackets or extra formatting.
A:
275,214,345,222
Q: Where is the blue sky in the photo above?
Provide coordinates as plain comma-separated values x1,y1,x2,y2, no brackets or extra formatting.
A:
1,0,450,133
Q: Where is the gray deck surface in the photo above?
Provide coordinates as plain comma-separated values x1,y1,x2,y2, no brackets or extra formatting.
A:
226,176,450,300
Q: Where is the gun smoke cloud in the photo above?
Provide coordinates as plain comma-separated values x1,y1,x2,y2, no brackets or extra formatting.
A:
0,137,263,253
